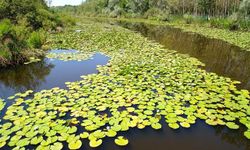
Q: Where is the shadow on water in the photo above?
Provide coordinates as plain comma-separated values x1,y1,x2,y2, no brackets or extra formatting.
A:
0,50,110,99
117,21,250,91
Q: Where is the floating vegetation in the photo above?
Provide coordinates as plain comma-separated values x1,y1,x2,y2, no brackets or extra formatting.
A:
115,136,129,146
91,17,250,51
46,50,94,61
0,20,250,150
24,57,41,65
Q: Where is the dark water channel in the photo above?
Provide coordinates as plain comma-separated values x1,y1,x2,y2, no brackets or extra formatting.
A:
117,21,250,91
0,50,109,100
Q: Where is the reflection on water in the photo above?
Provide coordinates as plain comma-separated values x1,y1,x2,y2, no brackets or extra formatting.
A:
0,51,110,99
0,61,54,98
73,120,250,150
118,22,250,91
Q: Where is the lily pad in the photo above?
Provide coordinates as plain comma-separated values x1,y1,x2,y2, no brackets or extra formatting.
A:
115,136,129,146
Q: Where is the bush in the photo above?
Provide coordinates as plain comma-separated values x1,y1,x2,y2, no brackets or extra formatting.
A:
0,19,12,37
210,18,234,29
237,19,250,31
60,15,76,27
183,14,194,24
27,31,46,49
144,8,169,21
0,19,20,55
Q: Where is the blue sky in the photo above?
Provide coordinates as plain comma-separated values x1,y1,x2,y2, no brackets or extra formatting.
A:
50,0,83,6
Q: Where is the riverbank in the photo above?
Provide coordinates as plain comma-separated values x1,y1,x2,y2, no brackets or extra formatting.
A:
84,17,250,51
0,49,45,67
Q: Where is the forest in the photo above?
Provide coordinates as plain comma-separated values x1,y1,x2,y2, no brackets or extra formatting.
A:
64,0,250,30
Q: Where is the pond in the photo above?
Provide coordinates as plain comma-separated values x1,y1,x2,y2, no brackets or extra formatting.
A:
0,50,109,100
0,22,250,150
117,21,250,91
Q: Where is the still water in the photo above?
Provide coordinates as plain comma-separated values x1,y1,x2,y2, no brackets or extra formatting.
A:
118,21,250,91
0,50,110,100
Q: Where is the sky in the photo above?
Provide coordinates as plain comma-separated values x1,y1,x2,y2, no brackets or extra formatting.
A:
50,0,84,6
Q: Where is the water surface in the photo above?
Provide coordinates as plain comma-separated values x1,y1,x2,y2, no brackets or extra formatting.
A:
0,50,109,100
117,21,250,91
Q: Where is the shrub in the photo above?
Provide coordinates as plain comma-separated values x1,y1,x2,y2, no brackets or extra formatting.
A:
0,19,12,37
27,31,46,49
144,8,169,21
60,15,76,27
183,14,194,24
0,19,20,55
210,18,234,29
236,19,250,31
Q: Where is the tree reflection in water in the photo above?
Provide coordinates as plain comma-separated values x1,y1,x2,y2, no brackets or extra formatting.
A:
0,60,54,96
118,21,250,91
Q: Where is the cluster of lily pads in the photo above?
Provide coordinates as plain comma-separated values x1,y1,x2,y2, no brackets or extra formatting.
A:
24,57,42,65
46,51,94,61
0,20,250,150
91,17,250,50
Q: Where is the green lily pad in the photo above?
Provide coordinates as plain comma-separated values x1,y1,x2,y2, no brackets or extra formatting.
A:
68,140,82,150
89,139,102,148
244,131,250,139
226,122,239,129
115,136,129,146
106,129,117,137
168,123,180,129
80,132,89,139
180,122,190,128
152,123,162,130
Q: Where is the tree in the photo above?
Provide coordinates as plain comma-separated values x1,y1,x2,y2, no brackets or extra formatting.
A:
239,0,250,19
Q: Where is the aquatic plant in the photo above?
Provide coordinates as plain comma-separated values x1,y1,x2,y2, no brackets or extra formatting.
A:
46,51,94,61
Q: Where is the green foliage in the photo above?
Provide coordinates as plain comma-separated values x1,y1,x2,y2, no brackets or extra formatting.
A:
144,8,169,21
76,0,250,31
210,18,234,29
0,0,67,67
0,19,21,58
183,14,194,24
0,19,12,37
27,31,46,49
239,0,250,19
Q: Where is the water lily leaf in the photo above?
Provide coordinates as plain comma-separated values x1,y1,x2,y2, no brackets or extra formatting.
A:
114,136,129,146
50,142,63,150
244,131,250,139
68,140,82,150
106,129,117,137
80,132,89,139
16,138,30,147
89,139,102,148
168,123,180,129
67,126,77,134
226,122,239,129
0,142,6,148
31,136,43,145
180,122,190,128
152,123,162,130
